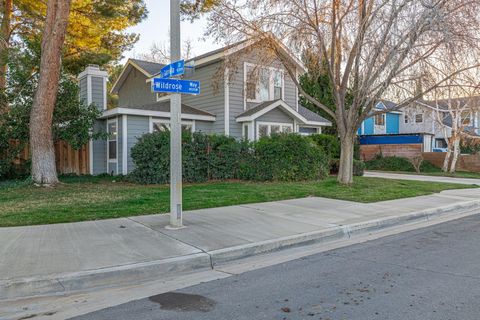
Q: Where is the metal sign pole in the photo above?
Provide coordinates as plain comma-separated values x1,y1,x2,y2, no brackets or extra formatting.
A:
168,0,183,229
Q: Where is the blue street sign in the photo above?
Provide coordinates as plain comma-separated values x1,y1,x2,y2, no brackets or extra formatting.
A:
160,60,185,78
152,78,200,95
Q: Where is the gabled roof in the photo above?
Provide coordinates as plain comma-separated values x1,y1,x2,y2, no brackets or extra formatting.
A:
113,38,307,93
111,59,165,94
236,100,331,126
100,101,216,121
129,59,165,75
298,105,331,124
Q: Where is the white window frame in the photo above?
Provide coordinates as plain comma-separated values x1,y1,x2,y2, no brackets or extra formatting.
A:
256,121,293,140
149,117,195,133
298,126,320,136
374,114,385,126
107,117,120,174
244,62,285,108
415,113,424,124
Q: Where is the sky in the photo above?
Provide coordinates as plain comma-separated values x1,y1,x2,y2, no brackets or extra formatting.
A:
122,0,220,63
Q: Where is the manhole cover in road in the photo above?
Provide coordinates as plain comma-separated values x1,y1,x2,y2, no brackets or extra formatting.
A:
149,292,216,312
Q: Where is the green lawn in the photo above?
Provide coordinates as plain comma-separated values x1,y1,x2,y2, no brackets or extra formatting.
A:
368,170,480,180
0,176,475,227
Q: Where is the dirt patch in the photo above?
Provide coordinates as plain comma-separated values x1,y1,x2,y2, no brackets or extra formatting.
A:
149,292,216,312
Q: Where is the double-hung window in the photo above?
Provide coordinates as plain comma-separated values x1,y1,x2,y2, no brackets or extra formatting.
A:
257,122,293,139
107,119,117,161
151,119,193,133
245,64,284,103
415,113,423,123
375,114,385,126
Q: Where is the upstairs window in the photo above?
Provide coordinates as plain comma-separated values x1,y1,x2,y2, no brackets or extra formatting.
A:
415,113,423,123
404,114,409,124
375,114,385,126
245,64,284,103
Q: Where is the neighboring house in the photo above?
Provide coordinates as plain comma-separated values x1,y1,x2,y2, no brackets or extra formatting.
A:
358,99,480,160
79,40,332,175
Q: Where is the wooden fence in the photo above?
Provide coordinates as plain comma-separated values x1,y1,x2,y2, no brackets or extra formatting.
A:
422,152,480,172
8,140,90,175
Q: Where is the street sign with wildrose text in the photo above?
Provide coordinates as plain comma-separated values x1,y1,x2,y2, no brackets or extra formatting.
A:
152,78,200,95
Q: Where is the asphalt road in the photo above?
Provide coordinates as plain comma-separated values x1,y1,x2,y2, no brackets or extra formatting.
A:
72,214,480,320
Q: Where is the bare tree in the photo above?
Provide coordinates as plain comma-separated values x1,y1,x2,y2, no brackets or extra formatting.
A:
206,0,480,184
136,39,194,63
420,97,480,173
29,0,72,186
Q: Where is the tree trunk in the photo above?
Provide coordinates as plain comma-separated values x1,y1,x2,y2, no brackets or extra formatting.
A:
0,0,12,109
442,143,452,172
338,133,355,185
29,0,72,186
449,138,460,174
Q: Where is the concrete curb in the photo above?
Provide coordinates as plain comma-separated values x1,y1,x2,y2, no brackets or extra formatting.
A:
208,199,480,265
0,253,211,301
2,199,480,301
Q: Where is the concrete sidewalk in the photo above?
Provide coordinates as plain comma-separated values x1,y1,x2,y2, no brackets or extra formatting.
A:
2,187,480,300
365,171,480,185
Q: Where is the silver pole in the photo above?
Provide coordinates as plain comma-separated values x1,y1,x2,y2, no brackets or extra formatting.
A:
168,0,183,229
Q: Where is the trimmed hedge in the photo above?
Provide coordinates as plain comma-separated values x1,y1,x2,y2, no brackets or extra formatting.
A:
330,159,365,176
365,155,439,173
128,132,329,184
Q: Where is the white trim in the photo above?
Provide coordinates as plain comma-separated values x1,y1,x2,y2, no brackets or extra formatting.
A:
295,69,299,112
87,75,92,105
244,62,285,105
243,62,247,110
111,60,152,94
149,117,195,133
224,67,230,135
156,94,171,102
236,100,331,126
122,115,128,175
89,138,93,175
107,118,118,175
256,121,294,140
99,107,216,122
77,65,109,79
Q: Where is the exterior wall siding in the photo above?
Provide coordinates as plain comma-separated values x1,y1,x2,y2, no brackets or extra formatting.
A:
126,115,150,173
92,120,107,175
182,62,225,135
257,108,293,123
91,76,105,110
228,47,300,139
79,77,88,105
118,68,157,107
400,106,435,135
386,113,400,134
195,120,214,134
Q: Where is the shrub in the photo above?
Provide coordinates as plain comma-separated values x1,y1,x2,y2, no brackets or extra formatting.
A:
329,159,365,176
249,133,329,181
129,132,329,184
309,134,341,159
365,155,439,173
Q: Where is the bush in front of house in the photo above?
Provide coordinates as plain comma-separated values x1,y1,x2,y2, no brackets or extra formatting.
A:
329,159,365,176
365,155,439,173
247,133,330,181
128,131,329,184
309,134,341,159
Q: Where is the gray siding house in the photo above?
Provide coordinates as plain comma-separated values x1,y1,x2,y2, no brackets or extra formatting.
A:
81,40,332,175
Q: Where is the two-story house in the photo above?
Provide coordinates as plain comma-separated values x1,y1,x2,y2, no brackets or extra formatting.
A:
79,40,332,175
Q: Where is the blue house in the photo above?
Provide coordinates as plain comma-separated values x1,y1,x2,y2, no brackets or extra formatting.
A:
357,101,401,135
358,100,434,159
